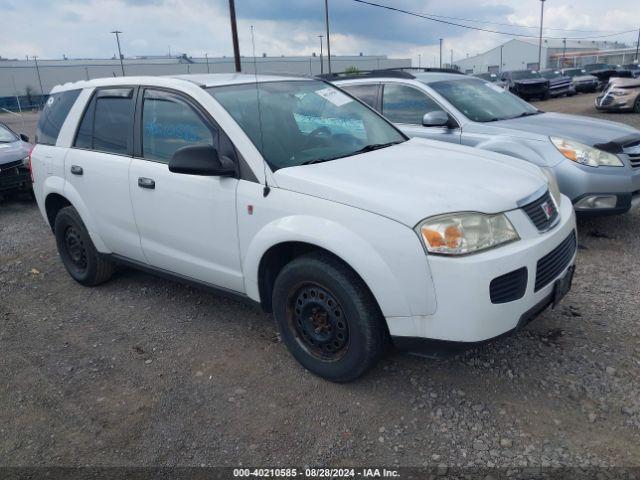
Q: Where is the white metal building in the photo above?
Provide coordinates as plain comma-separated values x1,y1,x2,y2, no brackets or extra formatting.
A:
0,54,410,98
453,38,630,74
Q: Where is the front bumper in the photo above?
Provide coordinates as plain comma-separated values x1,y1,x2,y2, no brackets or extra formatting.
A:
553,158,640,214
0,165,31,193
595,93,636,111
574,81,598,92
549,85,575,97
388,195,577,344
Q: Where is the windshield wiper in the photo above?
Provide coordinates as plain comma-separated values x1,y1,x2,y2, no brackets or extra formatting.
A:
301,141,403,165
512,111,543,119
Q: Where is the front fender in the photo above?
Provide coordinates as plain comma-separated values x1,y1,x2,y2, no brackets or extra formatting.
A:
475,139,547,167
242,214,436,318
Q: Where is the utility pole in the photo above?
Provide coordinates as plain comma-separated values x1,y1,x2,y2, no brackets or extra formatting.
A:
635,27,640,62
205,53,210,73
562,37,566,69
500,45,504,73
111,30,125,76
450,49,453,68
439,38,443,68
418,53,421,68
318,35,324,74
228,0,241,72
537,0,546,71
324,0,332,74
32,55,44,98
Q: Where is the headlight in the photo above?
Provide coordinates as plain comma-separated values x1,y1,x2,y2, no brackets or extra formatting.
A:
550,137,623,167
416,213,519,256
540,167,561,206
608,88,627,97
21,155,30,167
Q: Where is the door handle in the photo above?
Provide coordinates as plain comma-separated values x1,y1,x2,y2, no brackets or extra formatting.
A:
70,165,83,176
138,177,155,189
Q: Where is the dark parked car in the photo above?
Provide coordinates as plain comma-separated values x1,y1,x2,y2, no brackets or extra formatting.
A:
499,70,550,100
621,64,640,78
540,69,576,97
583,64,634,89
0,122,32,197
561,68,599,93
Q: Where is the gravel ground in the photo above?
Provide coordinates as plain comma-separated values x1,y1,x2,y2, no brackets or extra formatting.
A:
1,97,640,469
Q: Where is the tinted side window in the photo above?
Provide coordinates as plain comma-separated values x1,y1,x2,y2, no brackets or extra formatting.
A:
74,88,134,155
142,89,217,163
382,84,443,124
36,89,81,146
340,84,379,110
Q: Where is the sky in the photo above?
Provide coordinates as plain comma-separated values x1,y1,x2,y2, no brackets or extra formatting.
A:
0,0,638,65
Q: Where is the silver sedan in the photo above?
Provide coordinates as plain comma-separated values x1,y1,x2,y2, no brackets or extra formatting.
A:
335,71,640,215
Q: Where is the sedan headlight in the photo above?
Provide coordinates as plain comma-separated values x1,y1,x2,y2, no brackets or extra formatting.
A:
417,213,519,256
550,137,623,167
541,167,561,206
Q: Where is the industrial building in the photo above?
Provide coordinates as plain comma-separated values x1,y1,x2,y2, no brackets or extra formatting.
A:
0,54,409,109
453,38,634,74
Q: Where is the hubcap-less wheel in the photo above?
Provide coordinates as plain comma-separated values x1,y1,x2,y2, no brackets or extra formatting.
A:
287,283,349,361
634,97,640,113
64,226,87,271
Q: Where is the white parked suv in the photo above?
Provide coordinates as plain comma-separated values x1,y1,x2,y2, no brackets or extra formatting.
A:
31,74,577,382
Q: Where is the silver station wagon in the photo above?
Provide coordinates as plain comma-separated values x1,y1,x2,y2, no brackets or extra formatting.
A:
332,68,640,215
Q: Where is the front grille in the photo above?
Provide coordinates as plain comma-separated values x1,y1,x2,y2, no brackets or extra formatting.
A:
0,160,24,175
629,154,640,168
535,231,577,292
597,95,614,106
490,267,528,304
521,190,559,231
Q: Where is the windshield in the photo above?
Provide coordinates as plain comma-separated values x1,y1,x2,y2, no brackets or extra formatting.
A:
563,69,586,77
429,79,538,123
541,70,561,79
0,124,18,143
208,80,405,171
511,70,541,79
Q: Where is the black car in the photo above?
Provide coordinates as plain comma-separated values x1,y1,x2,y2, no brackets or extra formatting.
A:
0,122,32,197
499,70,550,100
583,64,634,89
621,64,640,78
540,69,576,97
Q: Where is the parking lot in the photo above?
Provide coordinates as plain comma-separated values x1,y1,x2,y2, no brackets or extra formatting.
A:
1,93,640,468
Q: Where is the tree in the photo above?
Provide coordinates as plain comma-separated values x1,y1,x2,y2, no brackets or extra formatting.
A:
24,86,35,106
344,66,360,74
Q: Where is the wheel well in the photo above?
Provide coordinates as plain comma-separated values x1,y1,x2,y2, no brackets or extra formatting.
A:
257,242,377,315
44,193,72,232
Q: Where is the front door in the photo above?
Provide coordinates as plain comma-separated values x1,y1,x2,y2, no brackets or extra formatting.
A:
381,83,461,144
128,88,243,292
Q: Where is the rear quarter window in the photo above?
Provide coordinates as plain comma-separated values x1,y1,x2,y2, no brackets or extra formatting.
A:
36,89,81,146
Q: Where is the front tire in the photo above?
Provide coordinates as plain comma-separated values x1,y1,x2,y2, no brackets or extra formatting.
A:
272,252,387,382
634,95,640,113
54,206,114,286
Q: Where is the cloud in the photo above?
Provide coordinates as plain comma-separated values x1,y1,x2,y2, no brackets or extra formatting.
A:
0,0,638,65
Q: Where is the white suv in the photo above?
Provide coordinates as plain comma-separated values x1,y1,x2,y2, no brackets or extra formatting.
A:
31,74,577,382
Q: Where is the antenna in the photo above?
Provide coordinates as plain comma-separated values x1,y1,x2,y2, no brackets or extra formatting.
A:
251,25,270,197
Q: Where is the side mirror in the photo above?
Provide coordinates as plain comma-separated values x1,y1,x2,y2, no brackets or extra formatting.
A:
19,133,29,143
422,111,450,128
169,144,236,177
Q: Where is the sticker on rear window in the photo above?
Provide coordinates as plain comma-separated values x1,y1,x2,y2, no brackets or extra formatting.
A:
315,87,353,107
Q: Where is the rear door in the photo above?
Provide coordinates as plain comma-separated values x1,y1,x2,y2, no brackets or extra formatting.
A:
64,87,145,262
128,88,243,292
380,83,461,144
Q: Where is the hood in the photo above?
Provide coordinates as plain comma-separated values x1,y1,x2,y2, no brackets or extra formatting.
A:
489,112,639,147
608,77,640,88
0,141,29,165
273,138,546,227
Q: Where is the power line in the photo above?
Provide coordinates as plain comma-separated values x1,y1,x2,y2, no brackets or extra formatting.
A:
351,0,637,40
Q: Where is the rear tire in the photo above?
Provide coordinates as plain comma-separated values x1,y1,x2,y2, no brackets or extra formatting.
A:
54,206,114,286
272,252,387,382
634,96,640,113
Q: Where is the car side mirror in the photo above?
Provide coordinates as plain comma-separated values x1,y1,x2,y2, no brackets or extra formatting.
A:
422,111,450,128
168,144,236,177
19,133,29,142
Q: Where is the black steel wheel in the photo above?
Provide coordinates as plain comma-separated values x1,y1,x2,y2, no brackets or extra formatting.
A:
272,251,387,382
54,206,114,286
634,95,640,113
287,282,350,361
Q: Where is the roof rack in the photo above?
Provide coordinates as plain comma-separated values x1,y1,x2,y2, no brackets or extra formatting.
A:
317,67,464,81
